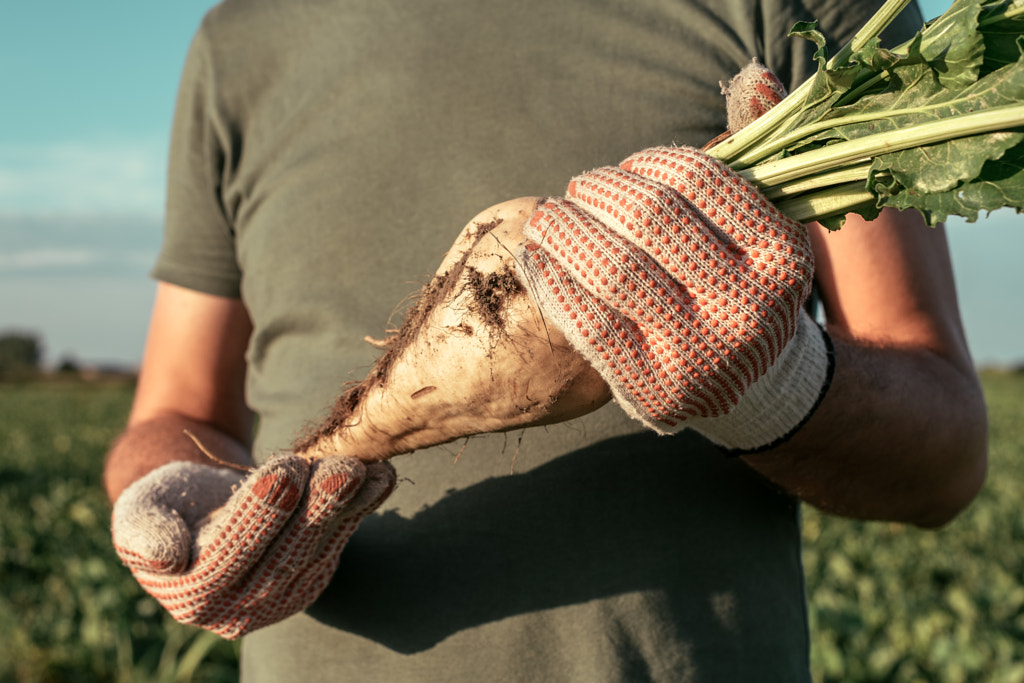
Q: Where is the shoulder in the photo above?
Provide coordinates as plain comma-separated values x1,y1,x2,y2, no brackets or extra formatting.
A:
198,0,284,37
178,0,312,118
188,0,313,68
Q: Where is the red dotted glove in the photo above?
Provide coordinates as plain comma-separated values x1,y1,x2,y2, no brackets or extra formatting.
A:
519,145,833,451
111,453,395,639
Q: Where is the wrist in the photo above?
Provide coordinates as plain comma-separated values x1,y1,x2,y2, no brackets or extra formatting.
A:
688,311,835,452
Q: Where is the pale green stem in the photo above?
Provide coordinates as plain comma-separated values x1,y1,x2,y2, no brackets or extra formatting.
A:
761,163,875,199
731,87,1005,169
773,182,878,223
980,0,1024,25
832,0,915,63
707,0,914,163
739,104,1024,187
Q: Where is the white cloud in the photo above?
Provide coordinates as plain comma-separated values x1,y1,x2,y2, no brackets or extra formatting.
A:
0,212,163,276
0,139,167,215
0,248,100,269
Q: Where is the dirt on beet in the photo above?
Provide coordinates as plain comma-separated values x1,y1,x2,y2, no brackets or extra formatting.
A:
463,266,522,332
293,217,524,454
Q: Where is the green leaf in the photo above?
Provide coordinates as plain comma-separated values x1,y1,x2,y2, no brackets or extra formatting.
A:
792,25,1021,153
818,214,850,230
859,57,1024,200
874,129,1024,195
915,0,988,89
749,47,1024,221
715,0,1024,224
790,20,828,67
980,6,1024,75
874,139,1024,223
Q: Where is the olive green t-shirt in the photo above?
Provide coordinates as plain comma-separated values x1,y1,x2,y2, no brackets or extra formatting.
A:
154,0,921,680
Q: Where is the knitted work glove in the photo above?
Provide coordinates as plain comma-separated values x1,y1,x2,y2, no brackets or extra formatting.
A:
112,453,395,639
518,145,833,451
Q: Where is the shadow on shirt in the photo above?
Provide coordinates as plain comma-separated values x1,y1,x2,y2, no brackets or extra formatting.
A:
306,429,803,654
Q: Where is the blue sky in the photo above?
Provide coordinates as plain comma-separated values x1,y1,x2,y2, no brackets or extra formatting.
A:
1,1,221,367
1,0,1021,368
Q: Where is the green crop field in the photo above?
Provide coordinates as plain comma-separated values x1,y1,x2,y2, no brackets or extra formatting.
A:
0,380,238,683
803,371,1024,682
1,372,1022,682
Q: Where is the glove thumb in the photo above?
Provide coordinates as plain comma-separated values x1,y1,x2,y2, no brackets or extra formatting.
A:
721,59,787,134
112,462,244,574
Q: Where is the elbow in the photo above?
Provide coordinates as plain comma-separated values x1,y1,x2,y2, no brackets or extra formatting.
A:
912,449,987,529
911,395,989,530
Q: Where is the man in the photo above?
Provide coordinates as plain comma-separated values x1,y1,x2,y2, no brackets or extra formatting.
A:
105,0,987,679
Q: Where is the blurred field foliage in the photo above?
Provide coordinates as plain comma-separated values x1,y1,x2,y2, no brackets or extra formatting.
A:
0,380,238,683
0,372,1022,682
804,370,1024,683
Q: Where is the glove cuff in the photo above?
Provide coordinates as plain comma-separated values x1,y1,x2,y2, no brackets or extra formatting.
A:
688,311,834,452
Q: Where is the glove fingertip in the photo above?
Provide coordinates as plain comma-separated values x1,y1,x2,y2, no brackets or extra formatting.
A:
112,505,192,574
722,59,787,134
365,460,397,494
342,460,397,517
244,454,310,513
307,455,366,504
304,458,395,523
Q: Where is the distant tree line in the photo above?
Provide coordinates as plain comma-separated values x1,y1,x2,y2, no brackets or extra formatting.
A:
0,333,42,380
0,332,136,382
0,332,84,380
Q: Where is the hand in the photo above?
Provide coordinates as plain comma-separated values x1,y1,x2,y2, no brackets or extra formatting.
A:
111,452,395,638
295,62,816,459
518,145,833,451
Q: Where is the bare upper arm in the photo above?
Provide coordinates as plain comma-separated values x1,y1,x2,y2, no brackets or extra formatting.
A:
808,208,975,376
129,281,255,447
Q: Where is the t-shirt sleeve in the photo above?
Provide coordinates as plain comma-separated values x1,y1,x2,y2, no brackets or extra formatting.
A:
151,22,243,298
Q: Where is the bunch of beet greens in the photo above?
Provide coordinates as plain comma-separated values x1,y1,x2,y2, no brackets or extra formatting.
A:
706,0,1024,228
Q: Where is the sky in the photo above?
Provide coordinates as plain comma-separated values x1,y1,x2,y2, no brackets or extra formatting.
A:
1,0,1022,369
1,1,222,368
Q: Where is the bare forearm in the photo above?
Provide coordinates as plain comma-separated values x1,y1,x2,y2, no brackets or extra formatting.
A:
104,413,253,503
742,333,988,528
